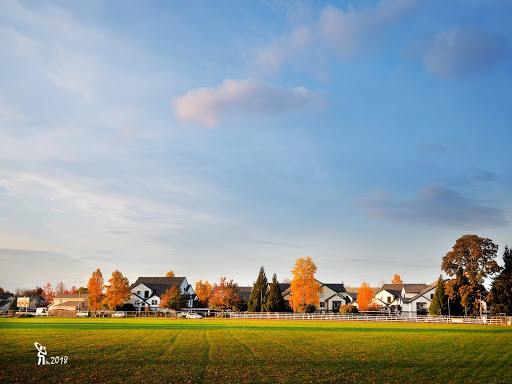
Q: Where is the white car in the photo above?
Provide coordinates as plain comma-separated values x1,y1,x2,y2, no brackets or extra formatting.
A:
186,313,203,319
112,312,125,318
76,311,89,317
35,308,49,316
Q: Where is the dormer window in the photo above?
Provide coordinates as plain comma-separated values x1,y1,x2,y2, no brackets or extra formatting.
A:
144,291,149,298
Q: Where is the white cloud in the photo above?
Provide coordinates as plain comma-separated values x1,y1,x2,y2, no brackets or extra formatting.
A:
422,26,510,79
172,78,317,128
256,0,417,73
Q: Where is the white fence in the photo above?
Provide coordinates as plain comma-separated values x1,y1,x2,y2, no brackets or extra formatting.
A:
228,312,505,325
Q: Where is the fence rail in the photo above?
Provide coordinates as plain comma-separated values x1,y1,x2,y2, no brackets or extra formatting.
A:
1,309,508,325
228,312,506,325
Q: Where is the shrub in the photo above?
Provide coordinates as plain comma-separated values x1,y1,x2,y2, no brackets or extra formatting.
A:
338,305,358,314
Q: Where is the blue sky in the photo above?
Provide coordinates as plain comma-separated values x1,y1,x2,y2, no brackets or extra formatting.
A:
1,0,511,291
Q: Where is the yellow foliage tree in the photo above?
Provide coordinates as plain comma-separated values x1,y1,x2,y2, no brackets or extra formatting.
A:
195,280,212,306
289,257,322,313
87,269,104,311
166,270,176,277
105,270,130,309
391,274,403,284
357,282,374,311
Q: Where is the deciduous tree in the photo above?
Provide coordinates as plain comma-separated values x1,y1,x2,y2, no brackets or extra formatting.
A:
195,280,212,307
42,283,54,304
165,270,176,277
442,235,500,316
488,246,512,315
159,286,183,311
105,270,131,310
444,268,468,316
263,273,286,312
357,282,374,311
55,281,66,295
208,277,242,311
391,274,403,284
87,269,104,311
248,266,268,312
289,257,322,313
429,276,447,316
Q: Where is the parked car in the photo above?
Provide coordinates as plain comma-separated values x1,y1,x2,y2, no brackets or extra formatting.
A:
186,313,203,319
76,311,89,317
93,311,107,317
177,312,187,318
35,308,49,316
112,312,125,318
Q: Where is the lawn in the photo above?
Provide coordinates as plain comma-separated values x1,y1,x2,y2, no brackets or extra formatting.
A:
0,317,511,383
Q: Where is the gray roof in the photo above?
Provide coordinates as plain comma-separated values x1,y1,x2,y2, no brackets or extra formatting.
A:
402,284,429,294
131,277,185,290
376,284,403,298
237,287,253,302
323,283,347,293
131,277,187,299
278,283,290,292
53,293,89,299
0,293,14,300
52,301,83,308
0,299,11,307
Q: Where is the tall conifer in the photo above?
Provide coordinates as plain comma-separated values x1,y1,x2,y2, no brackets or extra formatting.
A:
247,266,268,312
429,275,447,316
263,274,286,312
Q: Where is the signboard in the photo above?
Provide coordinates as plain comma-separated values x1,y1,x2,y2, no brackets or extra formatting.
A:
17,297,30,308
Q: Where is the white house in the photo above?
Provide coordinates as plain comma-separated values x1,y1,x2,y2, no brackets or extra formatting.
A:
400,283,436,315
128,277,196,312
49,293,89,313
282,281,352,313
372,284,403,309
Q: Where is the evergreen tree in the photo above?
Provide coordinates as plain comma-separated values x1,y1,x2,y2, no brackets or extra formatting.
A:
8,297,18,311
247,266,268,312
503,245,512,272
429,275,447,316
488,245,512,315
263,274,286,312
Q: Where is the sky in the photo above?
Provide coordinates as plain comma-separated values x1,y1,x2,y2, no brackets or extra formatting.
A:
1,0,511,292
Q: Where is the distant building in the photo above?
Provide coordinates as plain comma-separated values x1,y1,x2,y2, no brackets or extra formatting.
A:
0,293,15,311
282,280,353,313
49,293,89,313
128,277,196,312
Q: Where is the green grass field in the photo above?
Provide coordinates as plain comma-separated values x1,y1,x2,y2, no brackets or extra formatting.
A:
1,317,511,383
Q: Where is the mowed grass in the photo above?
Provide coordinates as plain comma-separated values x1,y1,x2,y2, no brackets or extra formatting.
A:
1,317,511,383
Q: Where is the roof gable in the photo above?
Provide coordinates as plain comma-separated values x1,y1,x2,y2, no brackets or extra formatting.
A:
130,277,186,290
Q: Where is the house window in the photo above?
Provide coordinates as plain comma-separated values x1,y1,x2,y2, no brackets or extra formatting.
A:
135,300,140,305
319,302,325,308
431,294,434,299
144,291,149,298
387,296,391,303
151,300,157,306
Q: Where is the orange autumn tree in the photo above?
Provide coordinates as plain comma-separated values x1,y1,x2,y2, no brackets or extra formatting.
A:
159,286,182,311
391,274,403,284
195,280,212,307
165,270,176,277
289,257,322,313
104,270,130,310
87,269,104,311
357,282,374,311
